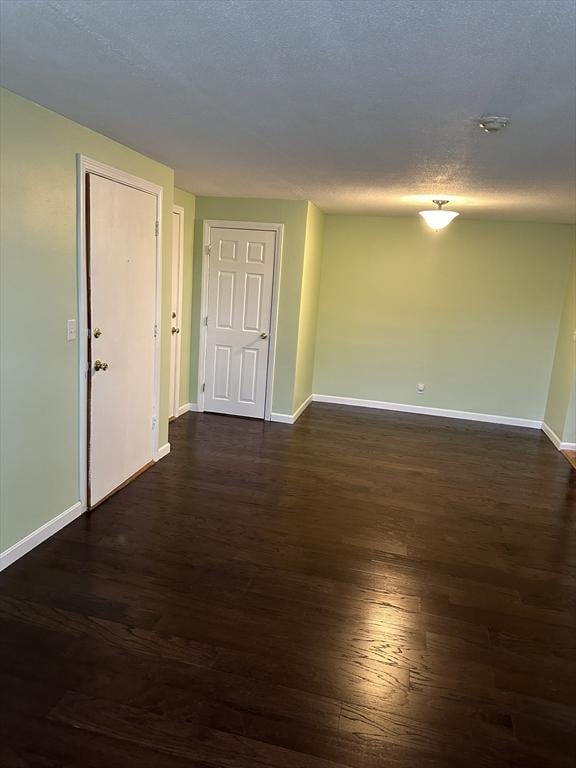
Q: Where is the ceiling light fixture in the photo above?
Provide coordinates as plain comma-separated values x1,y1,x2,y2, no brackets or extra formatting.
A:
478,115,510,133
419,200,459,230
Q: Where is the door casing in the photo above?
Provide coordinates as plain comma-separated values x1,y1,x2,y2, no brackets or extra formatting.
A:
170,205,185,418
198,220,284,420
77,155,163,512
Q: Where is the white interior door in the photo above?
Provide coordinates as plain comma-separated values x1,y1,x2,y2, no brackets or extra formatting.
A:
169,208,183,418
88,173,158,506
203,227,276,418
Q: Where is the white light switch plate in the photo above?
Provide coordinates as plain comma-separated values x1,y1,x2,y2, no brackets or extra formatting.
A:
67,319,76,341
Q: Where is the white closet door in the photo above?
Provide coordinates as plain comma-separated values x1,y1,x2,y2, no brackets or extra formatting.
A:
203,227,276,418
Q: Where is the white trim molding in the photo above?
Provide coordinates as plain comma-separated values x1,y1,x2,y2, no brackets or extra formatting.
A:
293,394,313,422
311,394,543,429
270,394,313,424
170,204,185,419
542,422,562,449
175,402,200,417
0,502,84,572
270,412,296,424
542,422,576,451
155,443,171,461
197,220,284,421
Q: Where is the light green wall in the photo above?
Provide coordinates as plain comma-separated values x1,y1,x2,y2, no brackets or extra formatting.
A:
0,88,174,552
191,197,308,414
293,203,324,411
544,255,576,441
314,215,574,421
174,188,196,408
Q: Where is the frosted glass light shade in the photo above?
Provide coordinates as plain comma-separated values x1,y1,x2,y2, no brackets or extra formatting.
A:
418,209,459,230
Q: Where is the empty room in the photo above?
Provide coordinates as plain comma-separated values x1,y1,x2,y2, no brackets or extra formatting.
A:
0,1,575,766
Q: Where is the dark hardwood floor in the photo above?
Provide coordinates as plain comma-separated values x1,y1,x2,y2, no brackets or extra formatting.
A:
1,403,575,767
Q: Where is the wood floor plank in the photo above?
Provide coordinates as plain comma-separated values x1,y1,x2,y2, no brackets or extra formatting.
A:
1,403,574,766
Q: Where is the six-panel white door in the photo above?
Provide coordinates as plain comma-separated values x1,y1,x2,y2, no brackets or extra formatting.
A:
88,173,158,505
203,227,276,418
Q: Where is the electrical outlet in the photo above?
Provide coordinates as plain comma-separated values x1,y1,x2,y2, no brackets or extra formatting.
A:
67,319,76,341
417,382,426,394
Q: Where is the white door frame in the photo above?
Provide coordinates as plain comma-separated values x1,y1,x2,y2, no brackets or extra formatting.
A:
76,155,164,511
170,204,185,418
198,220,284,421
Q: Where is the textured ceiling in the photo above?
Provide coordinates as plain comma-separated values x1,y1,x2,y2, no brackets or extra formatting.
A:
1,0,575,222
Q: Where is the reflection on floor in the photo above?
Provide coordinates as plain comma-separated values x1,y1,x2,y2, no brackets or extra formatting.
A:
0,403,574,767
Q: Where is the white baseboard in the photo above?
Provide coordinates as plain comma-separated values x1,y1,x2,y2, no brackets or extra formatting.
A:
2,439,173,571
270,395,313,425
175,402,200,417
542,422,576,451
311,394,542,429
293,394,313,421
270,412,294,424
542,422,562,448
0,501,84,572
155,442,171,460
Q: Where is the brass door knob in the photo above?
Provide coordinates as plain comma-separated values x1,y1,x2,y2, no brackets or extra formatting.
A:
259,331,269,339
171,327,180,335
94,360,109,371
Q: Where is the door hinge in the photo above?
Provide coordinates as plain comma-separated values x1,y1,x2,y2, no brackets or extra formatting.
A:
155,221,159,237
153,323,158,338
203,316,208,327
202,382,206,393
152,417,157,430
205,243,213,255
